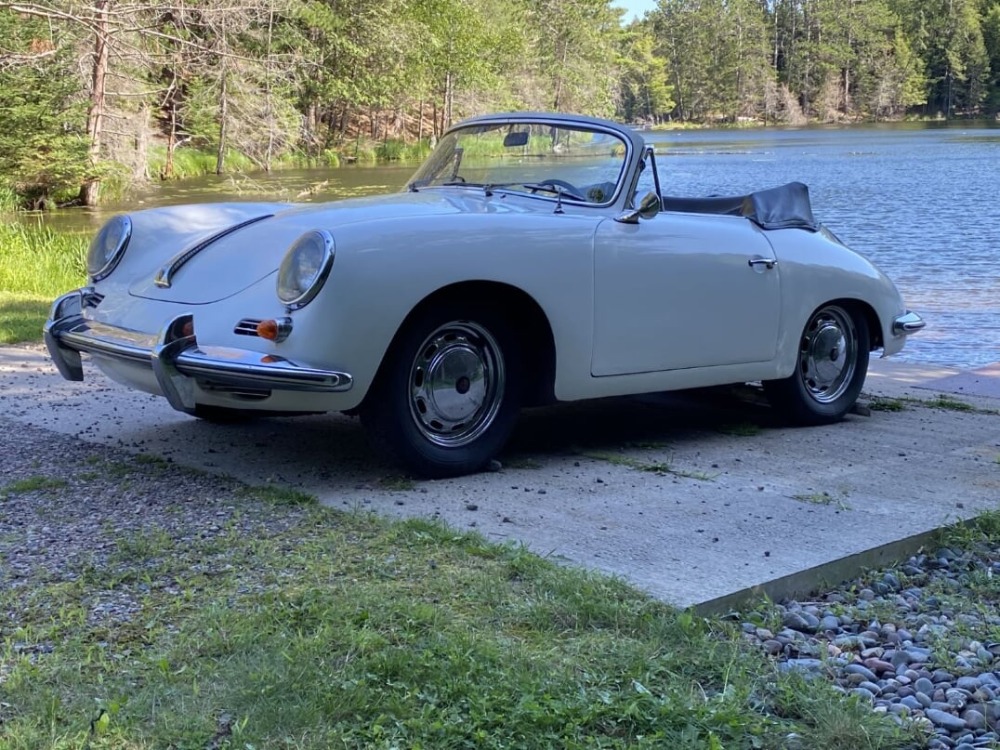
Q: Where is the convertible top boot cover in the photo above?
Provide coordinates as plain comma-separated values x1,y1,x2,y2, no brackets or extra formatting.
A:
661,181,818,232
746,181,818,231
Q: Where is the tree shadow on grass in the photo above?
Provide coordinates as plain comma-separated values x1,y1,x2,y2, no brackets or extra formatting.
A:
0,293,48,345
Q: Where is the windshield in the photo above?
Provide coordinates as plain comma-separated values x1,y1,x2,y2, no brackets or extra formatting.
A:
407,121,629,205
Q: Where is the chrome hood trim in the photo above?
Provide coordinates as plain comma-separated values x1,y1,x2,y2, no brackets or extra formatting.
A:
154,213,273,289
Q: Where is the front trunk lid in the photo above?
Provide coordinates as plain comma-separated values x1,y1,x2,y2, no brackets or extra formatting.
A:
127,192,491,304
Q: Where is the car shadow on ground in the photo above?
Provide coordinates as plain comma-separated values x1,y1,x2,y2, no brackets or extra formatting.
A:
503,386,781,462
131,385,785,491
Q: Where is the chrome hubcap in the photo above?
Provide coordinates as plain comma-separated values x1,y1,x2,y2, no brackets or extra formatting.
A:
409,321,505,447
798,306,857,404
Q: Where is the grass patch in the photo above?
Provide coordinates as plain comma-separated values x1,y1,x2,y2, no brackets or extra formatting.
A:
867,396,907,412
717,422,763,436
1,475,69,498
926,394,976,412
582,450,715,481
148,145,256,180
0,222,88,343
240,483,318,506
378,475,416,491
938,510,1000,550
503,455,543,470
0,486,919,749
375,138,433,162
790,489,851,510
0,292,50,344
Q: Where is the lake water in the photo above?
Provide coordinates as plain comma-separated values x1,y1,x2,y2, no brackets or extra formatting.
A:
33,123,1000,369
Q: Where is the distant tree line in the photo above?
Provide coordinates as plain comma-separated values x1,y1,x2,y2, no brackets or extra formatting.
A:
631,0,1000,127
1,0,999,207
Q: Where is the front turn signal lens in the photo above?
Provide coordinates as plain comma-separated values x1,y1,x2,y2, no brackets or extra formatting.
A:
256,317,292,343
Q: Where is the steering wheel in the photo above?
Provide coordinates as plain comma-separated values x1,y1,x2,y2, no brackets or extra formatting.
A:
527,179,586,201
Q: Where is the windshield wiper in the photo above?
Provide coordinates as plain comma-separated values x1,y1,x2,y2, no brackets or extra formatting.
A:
521,183,587,202
408,180,479,192
484,182,541,197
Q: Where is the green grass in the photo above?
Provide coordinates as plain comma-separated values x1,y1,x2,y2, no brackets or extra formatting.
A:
241,483,318,506
376,138,433,162
926,394,976,412
867,396,908,412
0,223,88,343
791,491,836,505
378,474,417,491
0,503,920,749
582,450,716,481
1,475,69,498
0,183,19,211
148,145,256,180
0,292,50,344
717,422,763,436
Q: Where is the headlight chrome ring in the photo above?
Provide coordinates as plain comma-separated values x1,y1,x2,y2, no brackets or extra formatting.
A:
277,230,335,310
87,215,132,282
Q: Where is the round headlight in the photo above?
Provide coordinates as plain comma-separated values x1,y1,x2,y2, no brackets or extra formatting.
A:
87,215,132,281
277,230,335,309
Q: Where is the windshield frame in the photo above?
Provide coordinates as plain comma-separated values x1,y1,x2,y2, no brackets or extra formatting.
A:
406,116,634,209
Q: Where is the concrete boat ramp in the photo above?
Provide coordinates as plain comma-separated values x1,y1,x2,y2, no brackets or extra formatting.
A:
2,343,998,610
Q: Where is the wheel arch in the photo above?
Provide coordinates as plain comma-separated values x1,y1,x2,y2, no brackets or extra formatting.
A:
823,297,883,351
365,280,557,409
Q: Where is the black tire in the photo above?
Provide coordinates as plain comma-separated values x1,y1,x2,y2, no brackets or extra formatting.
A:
763,303,870,425
360,301,522,478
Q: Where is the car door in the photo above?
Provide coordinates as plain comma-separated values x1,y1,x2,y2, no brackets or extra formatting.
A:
592,211,781,376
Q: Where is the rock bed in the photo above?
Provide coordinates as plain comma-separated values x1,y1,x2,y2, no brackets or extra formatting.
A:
743,546,1000,749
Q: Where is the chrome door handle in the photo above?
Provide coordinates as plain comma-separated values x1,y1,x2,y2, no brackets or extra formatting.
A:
748,258,778,270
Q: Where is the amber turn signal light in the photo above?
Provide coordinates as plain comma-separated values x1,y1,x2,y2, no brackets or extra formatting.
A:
257,319,279,340
255,317,292,343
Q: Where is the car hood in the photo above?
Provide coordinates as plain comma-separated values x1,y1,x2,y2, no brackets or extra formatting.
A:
126,190,532,304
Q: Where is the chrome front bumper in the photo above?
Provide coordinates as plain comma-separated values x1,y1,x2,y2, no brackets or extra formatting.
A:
892,310,926,335
44,288,353,413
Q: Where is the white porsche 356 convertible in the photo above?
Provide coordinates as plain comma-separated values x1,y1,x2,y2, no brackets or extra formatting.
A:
46,112,924,477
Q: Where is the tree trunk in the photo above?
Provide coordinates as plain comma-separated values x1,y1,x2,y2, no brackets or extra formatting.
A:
134,105,149,181
215,15,228,176
216,68,228,174
80,0,110,206
444,69,453,130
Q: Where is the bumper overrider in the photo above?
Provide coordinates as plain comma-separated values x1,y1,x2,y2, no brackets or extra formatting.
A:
44,288,353,413
892,310,925,335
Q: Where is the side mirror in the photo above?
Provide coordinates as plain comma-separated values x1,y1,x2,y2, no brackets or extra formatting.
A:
615,191,661,225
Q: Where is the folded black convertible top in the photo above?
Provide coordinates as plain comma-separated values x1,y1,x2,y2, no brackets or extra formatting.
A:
661,181,818,231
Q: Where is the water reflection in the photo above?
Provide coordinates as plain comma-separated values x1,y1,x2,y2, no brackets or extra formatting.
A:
19,122,1000,369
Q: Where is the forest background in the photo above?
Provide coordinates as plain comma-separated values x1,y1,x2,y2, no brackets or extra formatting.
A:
2,0,999,209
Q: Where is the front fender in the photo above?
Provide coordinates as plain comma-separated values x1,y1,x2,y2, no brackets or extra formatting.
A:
768,227,909,378
280,212,601,408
